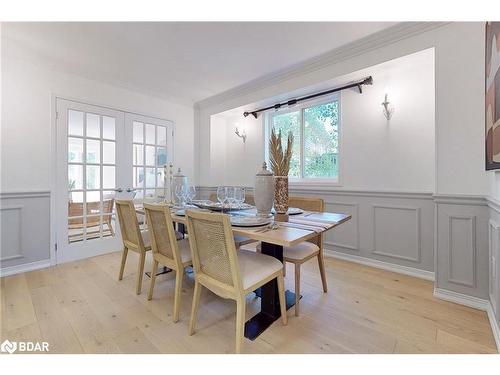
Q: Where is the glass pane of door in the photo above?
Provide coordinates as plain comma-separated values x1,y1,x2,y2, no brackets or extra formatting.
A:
67,111,117,243
126,114,173,203
57,99,127,263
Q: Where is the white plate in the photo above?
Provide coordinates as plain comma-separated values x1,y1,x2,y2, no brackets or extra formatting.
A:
270,207,304,215
230,216,272,227
194,201,253,211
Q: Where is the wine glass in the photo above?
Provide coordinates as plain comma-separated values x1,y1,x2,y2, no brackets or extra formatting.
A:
187,186,196,206
175,185,187,208
174,185,182,207
225,187,235,215
234,187,245,212
217,186,226,211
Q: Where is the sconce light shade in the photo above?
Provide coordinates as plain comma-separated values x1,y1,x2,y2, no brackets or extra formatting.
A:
381,93,395,120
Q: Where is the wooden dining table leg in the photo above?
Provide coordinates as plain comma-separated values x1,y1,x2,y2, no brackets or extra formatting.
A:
244,241,298,340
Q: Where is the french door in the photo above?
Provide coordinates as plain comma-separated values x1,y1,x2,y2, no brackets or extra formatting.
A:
55,99,173,263
126,113,174,203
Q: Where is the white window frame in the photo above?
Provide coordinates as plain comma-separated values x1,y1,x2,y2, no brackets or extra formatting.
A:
266,93,342,186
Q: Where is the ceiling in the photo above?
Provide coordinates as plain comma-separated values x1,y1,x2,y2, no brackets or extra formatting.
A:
3,22,397,105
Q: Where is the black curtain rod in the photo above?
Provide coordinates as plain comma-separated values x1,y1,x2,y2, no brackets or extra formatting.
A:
243,76,373,118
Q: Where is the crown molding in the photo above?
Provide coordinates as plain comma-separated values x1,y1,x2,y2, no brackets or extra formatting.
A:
195,22,449,111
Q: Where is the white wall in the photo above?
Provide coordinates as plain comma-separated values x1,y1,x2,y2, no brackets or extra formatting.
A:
197,22,489,196
0,35,196,193
209,113,264,187
208,49,435,192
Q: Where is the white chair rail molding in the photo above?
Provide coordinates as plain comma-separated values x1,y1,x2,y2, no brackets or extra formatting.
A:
1,15,500,368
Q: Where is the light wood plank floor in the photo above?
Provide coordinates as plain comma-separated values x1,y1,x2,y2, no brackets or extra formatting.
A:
1,251,498,354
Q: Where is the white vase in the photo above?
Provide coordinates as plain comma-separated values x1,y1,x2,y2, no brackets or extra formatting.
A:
254,162,274,216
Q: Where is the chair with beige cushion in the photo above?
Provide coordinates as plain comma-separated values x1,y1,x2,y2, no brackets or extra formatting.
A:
115,199,152,295
240,196,326,316
144,203,192,322
185,209,288,353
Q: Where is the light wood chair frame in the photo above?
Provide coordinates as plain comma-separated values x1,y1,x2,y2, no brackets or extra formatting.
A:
143,203,192,322
185,209,287,353
115,199,151,295
285,196,327,316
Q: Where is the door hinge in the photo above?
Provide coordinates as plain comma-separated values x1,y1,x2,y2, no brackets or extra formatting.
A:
55,243,58,252
55,111,59,120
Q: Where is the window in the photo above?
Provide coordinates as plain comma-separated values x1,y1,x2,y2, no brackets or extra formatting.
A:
268,96,340,181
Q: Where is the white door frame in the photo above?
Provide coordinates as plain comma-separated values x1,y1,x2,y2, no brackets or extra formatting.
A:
50,94,175,265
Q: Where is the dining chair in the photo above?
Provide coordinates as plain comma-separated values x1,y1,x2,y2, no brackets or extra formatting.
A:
143,203,192,322
208,192,253,249
240,196,326,316
185,209,287,353
115,199,152,295
68,198,115,240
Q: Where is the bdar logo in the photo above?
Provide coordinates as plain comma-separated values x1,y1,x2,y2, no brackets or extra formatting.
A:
1,339,17,354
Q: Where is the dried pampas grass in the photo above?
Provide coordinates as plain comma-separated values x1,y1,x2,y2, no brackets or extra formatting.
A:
269,128,294,176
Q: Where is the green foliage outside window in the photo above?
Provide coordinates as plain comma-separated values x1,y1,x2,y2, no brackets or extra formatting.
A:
270,100,339,179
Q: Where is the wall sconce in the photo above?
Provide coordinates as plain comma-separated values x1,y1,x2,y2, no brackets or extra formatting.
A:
381,93,395,120
235,126,247,143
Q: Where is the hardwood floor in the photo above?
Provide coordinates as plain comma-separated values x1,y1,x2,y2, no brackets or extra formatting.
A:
1,251,498,354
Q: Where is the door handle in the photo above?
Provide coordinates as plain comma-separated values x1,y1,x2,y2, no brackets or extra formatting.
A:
114,188,123,193
126,188,136,193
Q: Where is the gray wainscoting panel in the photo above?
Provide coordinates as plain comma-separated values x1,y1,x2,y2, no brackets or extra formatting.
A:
435,196,489,299
323,201,359,251
488,219,499,318
372,205,421,262
488,198,500,327
0,191,51,270
0,205,23,261
321,192,434,273
448,215,476,287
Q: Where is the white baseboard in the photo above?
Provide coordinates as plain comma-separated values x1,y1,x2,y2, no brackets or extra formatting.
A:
434,288,500,353
0,259,52,277
486,303,500,353
433,287,490,310
324,249,435,281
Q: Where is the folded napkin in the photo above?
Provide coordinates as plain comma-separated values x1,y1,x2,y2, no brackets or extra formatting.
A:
278,221,323,233
288,217,331,229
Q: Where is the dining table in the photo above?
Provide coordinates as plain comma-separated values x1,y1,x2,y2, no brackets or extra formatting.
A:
136,203,351,340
